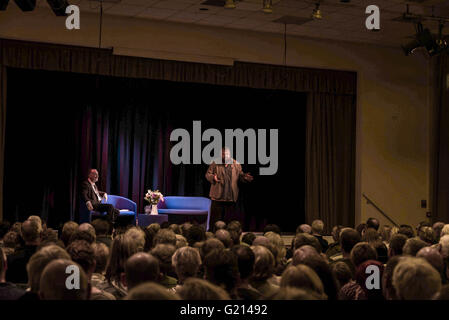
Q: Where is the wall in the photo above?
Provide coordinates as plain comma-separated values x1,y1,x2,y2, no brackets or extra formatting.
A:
0,5,431,229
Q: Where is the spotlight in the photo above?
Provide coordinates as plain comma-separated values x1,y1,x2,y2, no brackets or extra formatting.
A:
262,0,272,14
0,0,9,10
311,2,322,20
402,22,445,57
402,39,422,56
224,0,235,9
13,0,36,11
46,0,69,16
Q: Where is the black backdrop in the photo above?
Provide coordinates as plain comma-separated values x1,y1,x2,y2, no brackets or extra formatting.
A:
3,67,306,232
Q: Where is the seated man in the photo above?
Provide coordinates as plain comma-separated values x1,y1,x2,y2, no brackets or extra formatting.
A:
81,169,119,225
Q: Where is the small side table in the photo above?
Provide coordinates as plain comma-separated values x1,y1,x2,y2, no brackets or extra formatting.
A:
137,214,169,227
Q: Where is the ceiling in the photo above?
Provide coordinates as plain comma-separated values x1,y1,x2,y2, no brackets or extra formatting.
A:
34,0,449,47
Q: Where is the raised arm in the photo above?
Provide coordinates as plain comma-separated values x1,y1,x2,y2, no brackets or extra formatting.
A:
206,162,217,184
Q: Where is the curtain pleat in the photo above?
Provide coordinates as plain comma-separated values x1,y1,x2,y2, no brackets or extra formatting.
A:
432,52,449,223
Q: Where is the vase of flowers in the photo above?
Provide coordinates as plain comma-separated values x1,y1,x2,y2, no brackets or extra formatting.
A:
144,189,164,215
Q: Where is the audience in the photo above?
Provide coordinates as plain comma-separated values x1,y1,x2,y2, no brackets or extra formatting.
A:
0,213,446,301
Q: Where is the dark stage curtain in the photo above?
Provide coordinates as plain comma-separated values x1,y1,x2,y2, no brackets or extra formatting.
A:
432,52,449,223
306,93,356,232
0,65,5,222
0,38,356,232
4,68,307,231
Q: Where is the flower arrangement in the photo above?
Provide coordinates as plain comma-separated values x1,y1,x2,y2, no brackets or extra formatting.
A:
144,189,164,205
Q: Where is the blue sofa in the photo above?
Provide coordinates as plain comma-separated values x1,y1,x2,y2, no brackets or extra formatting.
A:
157,196,211,230
79,195,137,225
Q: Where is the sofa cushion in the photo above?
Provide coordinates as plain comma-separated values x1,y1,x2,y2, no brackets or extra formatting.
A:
157,209,208,216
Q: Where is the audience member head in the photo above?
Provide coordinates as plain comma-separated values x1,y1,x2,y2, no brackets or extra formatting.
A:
105,233,140,283
379,225,392,242
160,221,170,229
231,245,255,281
265,231,286,263
382,255,403,300
200,238,225,261
92,242,109,274
215,229,233,249
3,231,20,251
388,233,408,257
175,234,188,249
21,220,41,245
294,250,339,300
251,245,275,282
331,225,344,243
61,221,79,247
362,228,381,243
242,232,256,246
392,256,441,300
79,223,96,238
293,233,322,253
203,249,239,295
27,245,71,293
263,224,281,235
296,224,312,235
331,261,353,289
177,278,230,300
417,246,444,274
91,219,110,236
150,244,176,278
186,224,206,247
398,225,415,238
124,252,160,291
433,222,445,241
126,282,180,300
366,217,379,231
372,240,388,264
280,265,325,298
340,228,361,255
66,240,96,278
153,229,177,247
356,223,366,236
311,220,325,235
350,242,378,268
292,245,320,266
419,226,436,245
172,246,202,284
403,237,428,256
181,222,192,237
147,223,161,235
214,221,226,232
125,227,146,251
39,259,88,300
439,235,449,260
168,224,181,235
69,230,96,245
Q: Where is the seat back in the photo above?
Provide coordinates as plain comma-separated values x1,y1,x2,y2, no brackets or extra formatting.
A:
106,195,137,212
158,196,211,211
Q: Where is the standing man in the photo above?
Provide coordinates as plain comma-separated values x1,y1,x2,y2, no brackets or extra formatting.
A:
81,169,119,225
206,147,253,228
